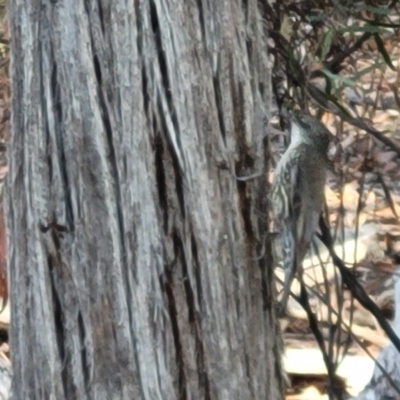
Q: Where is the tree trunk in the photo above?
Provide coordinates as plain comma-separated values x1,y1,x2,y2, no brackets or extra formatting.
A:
8,1,284,399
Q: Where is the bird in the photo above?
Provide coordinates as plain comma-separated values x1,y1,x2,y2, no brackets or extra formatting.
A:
270,111,331,315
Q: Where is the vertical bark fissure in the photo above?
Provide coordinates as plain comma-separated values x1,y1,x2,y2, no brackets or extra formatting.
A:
212,75,227,142
77,311,90,392
154,135,169,232
149,0,180,143
164,255,187,400
46,254,67,396
188,233,211,400
97,0,105,35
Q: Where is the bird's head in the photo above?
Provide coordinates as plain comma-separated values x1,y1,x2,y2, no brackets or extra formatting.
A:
289,112,331,152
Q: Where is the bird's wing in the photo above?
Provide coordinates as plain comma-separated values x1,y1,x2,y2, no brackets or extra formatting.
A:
282,152,303,257
289,157,303,219
288,154,321,260
271,152,302,314
272,151,307,315
271,151,303,222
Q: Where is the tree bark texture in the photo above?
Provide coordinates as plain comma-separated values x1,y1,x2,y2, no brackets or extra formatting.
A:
8,1,283,399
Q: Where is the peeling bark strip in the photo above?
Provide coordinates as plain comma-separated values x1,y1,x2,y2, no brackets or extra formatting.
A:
8,1,283,399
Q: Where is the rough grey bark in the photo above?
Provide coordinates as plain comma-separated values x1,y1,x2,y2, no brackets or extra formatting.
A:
8,1,283,399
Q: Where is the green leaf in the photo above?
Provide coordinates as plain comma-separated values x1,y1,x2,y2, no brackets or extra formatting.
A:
317,28,335,61
359,18,400,28
322,69,356,86
374,33,396,70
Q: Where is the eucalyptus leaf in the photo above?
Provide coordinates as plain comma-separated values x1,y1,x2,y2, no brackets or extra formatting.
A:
318,28,335,60
322,69,356,86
